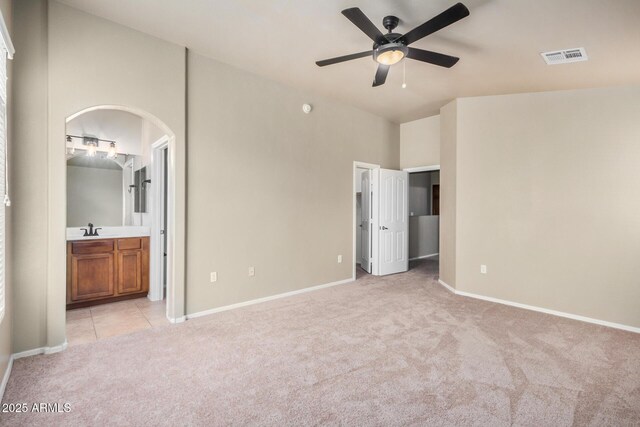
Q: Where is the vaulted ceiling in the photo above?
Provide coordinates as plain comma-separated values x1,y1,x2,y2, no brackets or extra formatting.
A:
58,0,640,123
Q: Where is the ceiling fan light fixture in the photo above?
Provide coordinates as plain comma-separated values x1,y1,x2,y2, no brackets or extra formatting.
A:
374,43,408,66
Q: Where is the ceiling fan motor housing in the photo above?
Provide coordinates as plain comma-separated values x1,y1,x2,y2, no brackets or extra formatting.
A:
382,15,400,32
374,32,403,47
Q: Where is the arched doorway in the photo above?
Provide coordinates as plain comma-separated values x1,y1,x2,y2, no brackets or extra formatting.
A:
60,105,184,346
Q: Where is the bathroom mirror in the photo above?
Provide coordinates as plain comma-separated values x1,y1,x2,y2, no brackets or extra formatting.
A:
134,166,148,213
66,154,142,227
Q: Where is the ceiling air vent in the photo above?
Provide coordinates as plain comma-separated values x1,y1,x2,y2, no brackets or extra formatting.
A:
541,47,588,65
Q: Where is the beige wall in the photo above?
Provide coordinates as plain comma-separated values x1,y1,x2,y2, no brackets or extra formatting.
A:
400,115,440,169
0,0,11,389
439,101,457,288
67,165,123,227
409,216,439,259
8,0,187,352
187,53,399,314
450,86,640,328
11,0,49,354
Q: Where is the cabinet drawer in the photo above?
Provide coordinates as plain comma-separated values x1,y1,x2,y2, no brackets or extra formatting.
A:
72,240,114,254
118,238,142,250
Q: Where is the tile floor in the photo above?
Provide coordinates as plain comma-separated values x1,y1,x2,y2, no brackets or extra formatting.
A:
66,298,170,346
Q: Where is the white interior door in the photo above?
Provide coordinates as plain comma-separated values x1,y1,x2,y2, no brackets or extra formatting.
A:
360,170,371,273
377,169,408,276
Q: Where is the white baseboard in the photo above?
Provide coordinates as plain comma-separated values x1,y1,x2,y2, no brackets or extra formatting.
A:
409,253,439,261
13,341,68,360
186,278,355,320
1,341,68,400
437,279,640,334
0,355,13,402
168,316,185,324
437,279,456,294
147,294,163,302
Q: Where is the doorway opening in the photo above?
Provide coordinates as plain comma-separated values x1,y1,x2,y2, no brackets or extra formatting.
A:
64,107,176,346
405,165,440,271
353,162,409,279
149,139,169,302
353,163,378,278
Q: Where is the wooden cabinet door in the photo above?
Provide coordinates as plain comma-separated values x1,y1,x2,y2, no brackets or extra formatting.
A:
117,250,143,294
70,253,115,301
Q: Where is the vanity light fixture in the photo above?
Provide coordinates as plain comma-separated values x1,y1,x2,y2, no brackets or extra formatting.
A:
66,135,119,158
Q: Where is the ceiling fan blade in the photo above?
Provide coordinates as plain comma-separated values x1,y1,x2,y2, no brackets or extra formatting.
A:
372,64,390,87
342,8,384,43
407,48,459,68
396,2,469,46
316,50,373,67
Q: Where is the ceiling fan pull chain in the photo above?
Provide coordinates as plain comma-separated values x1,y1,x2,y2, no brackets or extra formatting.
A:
402,60,407,89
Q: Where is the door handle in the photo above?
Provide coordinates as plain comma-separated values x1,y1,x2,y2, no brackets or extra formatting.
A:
380,226,388,230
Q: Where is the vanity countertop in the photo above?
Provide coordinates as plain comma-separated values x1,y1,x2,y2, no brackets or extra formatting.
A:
67,226,151,241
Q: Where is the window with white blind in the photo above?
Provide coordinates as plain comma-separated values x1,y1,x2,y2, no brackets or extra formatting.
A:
0,11,15,324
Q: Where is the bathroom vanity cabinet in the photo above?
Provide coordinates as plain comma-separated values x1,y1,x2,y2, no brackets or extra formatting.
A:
66,236,150,309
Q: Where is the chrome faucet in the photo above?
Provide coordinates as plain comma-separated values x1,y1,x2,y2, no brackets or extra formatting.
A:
80,223,102,237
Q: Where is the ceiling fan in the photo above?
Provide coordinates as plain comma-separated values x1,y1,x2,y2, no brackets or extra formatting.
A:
316,3,470,87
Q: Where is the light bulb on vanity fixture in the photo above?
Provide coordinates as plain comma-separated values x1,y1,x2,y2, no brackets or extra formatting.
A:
85,138,98,157
107,141,117,159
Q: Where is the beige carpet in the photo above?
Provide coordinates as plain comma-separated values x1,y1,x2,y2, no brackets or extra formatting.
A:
2,258,640,426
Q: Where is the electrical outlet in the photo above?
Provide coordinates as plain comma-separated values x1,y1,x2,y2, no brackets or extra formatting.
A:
337,255,343,263
480,265,487,274
210,272,217,283
248,267,255,277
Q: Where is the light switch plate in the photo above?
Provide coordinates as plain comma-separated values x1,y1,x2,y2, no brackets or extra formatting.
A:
337,255,343,263
248,267,255,277
480,265,487,274
210,272,217,282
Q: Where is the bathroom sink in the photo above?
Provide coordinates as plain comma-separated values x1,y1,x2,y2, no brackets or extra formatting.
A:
67,226,151,241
